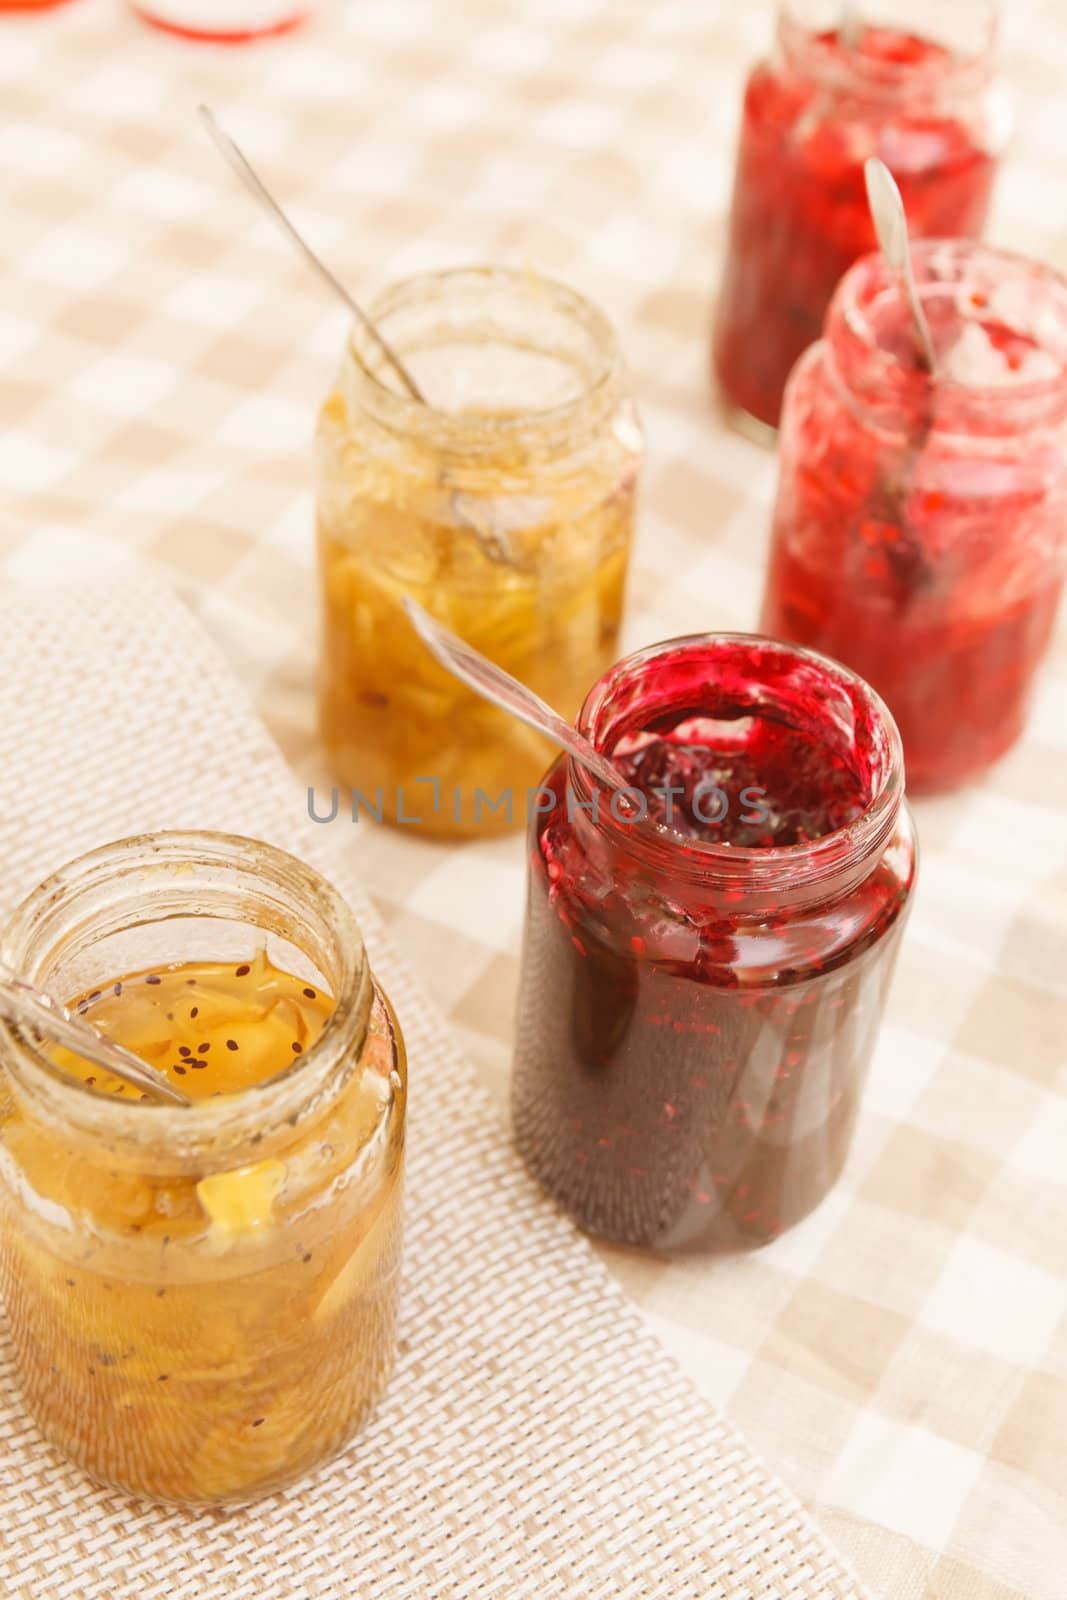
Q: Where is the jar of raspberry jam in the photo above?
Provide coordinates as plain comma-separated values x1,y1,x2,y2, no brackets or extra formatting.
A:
511,635,916,1252
712,0,1006,434
761,240,1067,794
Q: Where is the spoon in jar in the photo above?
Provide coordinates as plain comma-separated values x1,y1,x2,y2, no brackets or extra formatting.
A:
840,4,862,52
197,105,425,403
863,157,938,599
197,106,515,566
0,959,191,1107
402,597,629,797
864,157,938,374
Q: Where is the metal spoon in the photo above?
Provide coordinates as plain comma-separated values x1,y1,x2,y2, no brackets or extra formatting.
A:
864,157,938,374
198,106,514,566
402,597,627,796
197,105,425,404
840,4,862,51
0,959,191,1108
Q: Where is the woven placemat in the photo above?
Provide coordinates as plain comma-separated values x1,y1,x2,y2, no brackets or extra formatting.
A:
0,576,870,1600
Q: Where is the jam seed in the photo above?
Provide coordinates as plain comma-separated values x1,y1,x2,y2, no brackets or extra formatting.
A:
226,1039,239,1051
178,1046,191,1058
190,1007,199,1019
292,1042,303,1054
113,983,123,996
197,1042,210,1054
235,964,250,977
302,987,316,999
146,975,161,986
252,1418,265,1428
173,1065,187,1076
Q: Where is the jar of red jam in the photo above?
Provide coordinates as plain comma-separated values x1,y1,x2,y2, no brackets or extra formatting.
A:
128,0,309,39
712,0,1006,434
761,240,1067,794
511,635,916,1253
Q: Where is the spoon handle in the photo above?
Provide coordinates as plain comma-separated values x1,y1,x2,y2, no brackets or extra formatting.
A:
863,158,938,374
197,105,427,405
0,960,190,1107
402,598,625,796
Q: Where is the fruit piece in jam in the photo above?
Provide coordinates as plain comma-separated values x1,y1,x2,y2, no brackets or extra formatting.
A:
761,250,1067,793
317,396,636,839
0,952,403,1504
713,24,998,430
512,639,915,1252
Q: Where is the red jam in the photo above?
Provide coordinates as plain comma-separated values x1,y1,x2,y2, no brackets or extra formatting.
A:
512,636,916,1252
761,241,1067,793
712,12,1002,430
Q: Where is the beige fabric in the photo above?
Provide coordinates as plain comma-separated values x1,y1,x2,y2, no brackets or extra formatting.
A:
0,580,870,1599
0,3,1064,1598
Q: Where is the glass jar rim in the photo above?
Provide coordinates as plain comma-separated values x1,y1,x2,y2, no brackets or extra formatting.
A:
827,239,1067,430
570,633,905,897
777,1,998,100
0,831,374,1160
342,264,624,456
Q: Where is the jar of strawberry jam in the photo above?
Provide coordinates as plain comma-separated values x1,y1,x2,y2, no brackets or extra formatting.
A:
512,635,915,1252
712,0,1006,434
0,832,405,1505
761,240,1067,794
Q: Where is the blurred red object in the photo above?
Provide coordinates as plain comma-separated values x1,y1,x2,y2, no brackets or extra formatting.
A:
0,1,81,10
128,1,309,40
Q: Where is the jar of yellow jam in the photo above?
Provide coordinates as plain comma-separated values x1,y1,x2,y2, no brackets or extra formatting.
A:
316,266,644,838
0,832,405,1506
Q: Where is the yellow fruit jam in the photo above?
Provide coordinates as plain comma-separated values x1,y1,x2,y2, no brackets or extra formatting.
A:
0,951,404,1505
314,267,643,840
317,422,634,840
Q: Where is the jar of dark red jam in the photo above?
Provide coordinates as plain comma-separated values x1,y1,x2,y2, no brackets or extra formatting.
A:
761,240,1067,794
511,635,916,1253
712,0,1006,434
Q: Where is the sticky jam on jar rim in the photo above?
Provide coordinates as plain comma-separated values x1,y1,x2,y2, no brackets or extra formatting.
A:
0,832,406,1507
511,634,916,1253
761,238,1067,795
316,267,642,840
712,0,1004,435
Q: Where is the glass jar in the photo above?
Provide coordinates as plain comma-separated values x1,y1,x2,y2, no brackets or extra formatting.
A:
0,832,405,1506
512,635,916,1253
712,0,1006,434
761,240,1067,794
128,1,309,39
316,266,643,839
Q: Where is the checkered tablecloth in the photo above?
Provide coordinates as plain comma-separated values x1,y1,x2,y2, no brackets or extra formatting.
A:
0,3,1064,1598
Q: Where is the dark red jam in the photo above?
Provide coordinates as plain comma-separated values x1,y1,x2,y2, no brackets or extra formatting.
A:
761,241,1067,794
712,18,1000,430
613,722,867,846
511,636,916,1252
